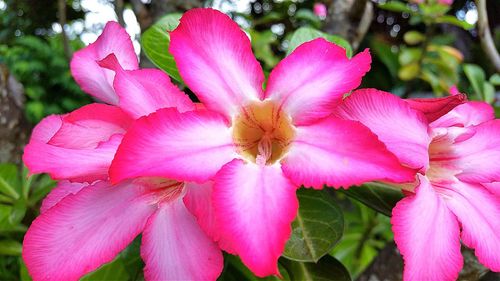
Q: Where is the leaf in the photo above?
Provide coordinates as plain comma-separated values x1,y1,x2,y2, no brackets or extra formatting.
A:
403,31,425,45
398,48,422,65
489,73,500,86
483,82,495,104
287,27,352,58
19,258,32,281
370,39,399,78
436,15,474,30
341,182,403,216
81,256,130,281
219,254,290,281
0,240,22,256
282,255,351,281
398,63,420,80
283,189,344,262
463,64,486,101
0,163,20,199
141,13,183,83
378,1,412,13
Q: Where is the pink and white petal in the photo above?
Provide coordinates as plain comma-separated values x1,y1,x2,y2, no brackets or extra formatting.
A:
110,108,236,184
439,181,500,271
22,180,157,281
264,39,371,125
98,54,195,118
48,103,132,149
391,176,463,281
70,21,138,104
451,120,500,182
334,89,430,170
169,8,265,118
24,134,122,182
40,181,88,213
482,182,500,197
431,101,495,128
213,159,298,277
29,115,63,142
404,94,466,123
282,117,417,189
141,199,223,281
183,181,219,241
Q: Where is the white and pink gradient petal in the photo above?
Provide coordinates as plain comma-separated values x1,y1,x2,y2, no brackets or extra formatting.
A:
440,181,500,271
22,180,157,281
141,199,223,281
98,54,195,118
40,181,88,213
212,159,298,277
70,21,138,105
183,181,219,242
110,108,237,184
281,117,416,189
430,101,495,128
169,8,265,118
391,176,463,281
264,38,371,125
29,114,63,143
334,89,430,170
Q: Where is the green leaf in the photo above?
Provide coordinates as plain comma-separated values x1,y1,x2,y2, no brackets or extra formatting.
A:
463,64,486,101
19,258,32,281
436,15,474,30
287,27,352,58
420,3,450,17
81,256,129,281
483,82,495,104
370,39,399,78
489,73,500,86
398,63,420,80
403,31,425,45
0,163,20,199
141,13,183,83
0,240,22,256
399,48,422,65
341,182,403,216
283,189,344,262
282,255,351,281
220,254,290,281
378,1,412,13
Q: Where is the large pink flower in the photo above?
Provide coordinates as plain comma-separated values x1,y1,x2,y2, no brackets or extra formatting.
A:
22,22,222,280
333,88,500,280
109,8,417,277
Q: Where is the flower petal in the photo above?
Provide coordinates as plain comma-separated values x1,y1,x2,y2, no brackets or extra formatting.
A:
98,54,195,118
23,134,122,182
40,181,88,213
141,199,223,281
440,181,500,271
282,117,416,189
334,89,430,170
451,120,500,182
29,115,63,142
169,8,265,118
183,181,219,241
70,22,138,104
482,182,500,197
264,39,371,125
110,108,236,183
430,101,495,128
48,103,132,149
22,180,156,281
404,94,466,123
213,159,298,277
391,176,463,281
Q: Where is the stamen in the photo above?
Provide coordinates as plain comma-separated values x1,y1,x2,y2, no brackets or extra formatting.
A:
257,134,273,165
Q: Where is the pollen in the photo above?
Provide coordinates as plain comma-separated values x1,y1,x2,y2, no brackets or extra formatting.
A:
232,100,295,165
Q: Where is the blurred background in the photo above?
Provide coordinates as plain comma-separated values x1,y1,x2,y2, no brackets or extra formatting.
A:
0,0,498,280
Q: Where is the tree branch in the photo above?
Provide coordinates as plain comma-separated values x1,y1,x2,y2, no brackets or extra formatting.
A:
476,0,500,72
57,0,72,61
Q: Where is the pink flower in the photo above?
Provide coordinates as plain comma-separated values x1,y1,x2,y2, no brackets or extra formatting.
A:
333,88,500,280
22,22,222,280
109,8,416,277
313,3,327,18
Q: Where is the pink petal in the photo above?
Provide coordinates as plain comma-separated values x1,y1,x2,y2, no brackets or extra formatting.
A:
48,103,132,149
23,180,157,281
482,182,500,197
183,181,219,241
281,117,416,189
404,94,466,123
70,21,138,104
213,159,298,277
40,181,88,213
29,115,63,142
264,39,371,125
430,101,495,128
451,120,500,182
141,199,223,280
439,181,500,271
334,89,430,170
98,54,195,118
169,8,265,118
110,108,236,183
23,134,122,182
391,175,463,281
